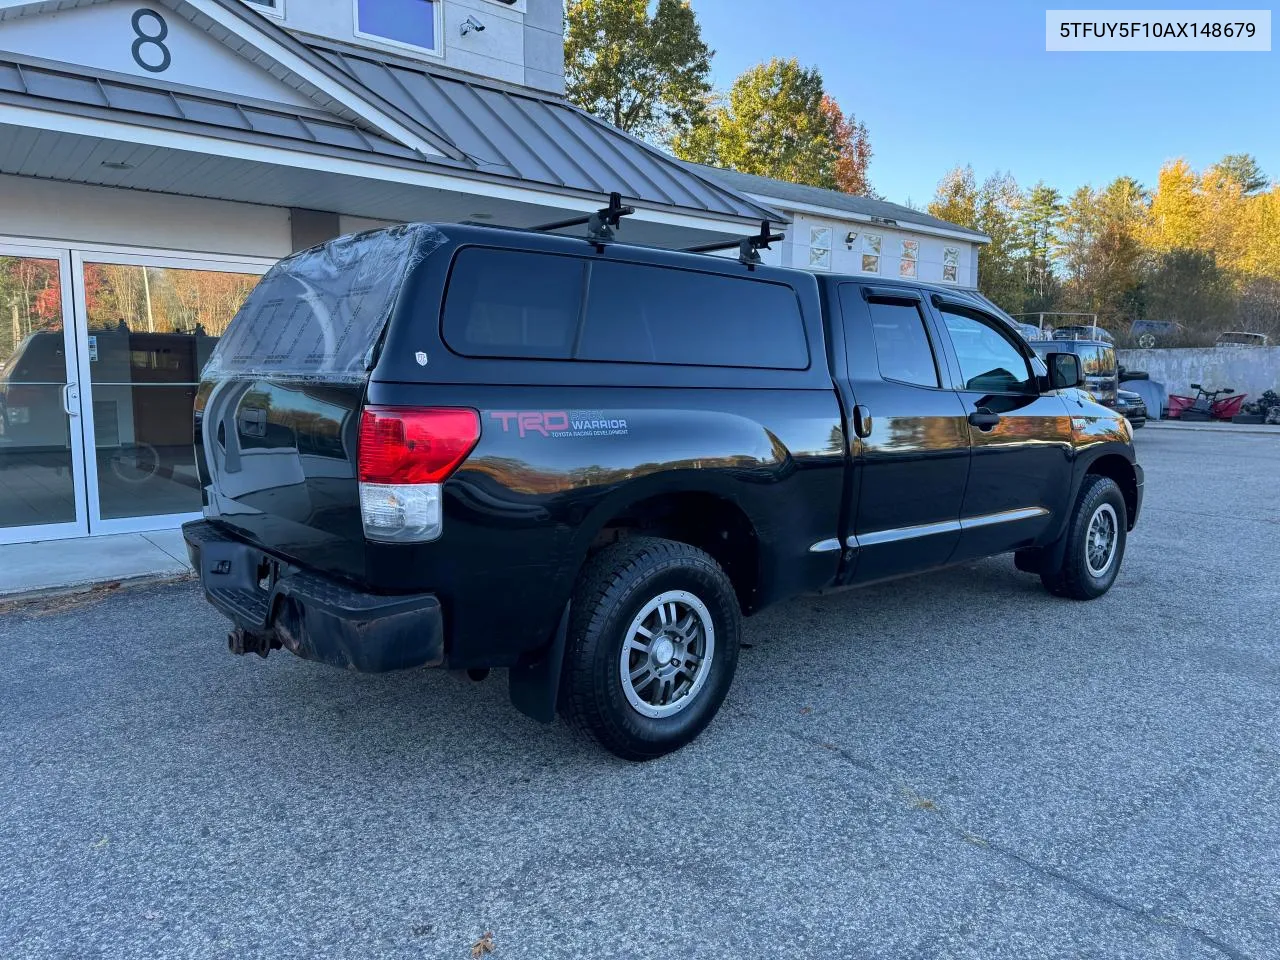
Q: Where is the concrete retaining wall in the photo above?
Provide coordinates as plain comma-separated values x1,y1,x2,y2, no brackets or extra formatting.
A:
1118,347,1280,401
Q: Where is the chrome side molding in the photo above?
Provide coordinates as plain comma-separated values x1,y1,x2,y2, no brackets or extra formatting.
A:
844,507,1049,549
808,538,843,553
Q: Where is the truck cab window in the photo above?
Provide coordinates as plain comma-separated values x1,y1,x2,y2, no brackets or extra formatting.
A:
866,299,940,388
939,308,1035,394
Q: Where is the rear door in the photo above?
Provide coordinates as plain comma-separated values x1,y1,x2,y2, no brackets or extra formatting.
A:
834,283,971,583
928,298,1073,560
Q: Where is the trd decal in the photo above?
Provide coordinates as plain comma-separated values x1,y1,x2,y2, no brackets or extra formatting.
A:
490,411,629,438
490,411,570,437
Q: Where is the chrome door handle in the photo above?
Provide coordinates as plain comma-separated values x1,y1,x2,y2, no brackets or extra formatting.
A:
853,404,873,439
62,382,80,417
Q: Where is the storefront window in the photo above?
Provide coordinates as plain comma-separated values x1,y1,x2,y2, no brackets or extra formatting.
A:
0,256,75,529
82,263,259,520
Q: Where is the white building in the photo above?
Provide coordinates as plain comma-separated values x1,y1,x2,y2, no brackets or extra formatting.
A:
0,0,779,547
0,0,986,551
687,163,989,286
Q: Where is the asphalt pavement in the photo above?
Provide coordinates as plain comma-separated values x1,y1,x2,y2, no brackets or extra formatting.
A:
2,428,1278,959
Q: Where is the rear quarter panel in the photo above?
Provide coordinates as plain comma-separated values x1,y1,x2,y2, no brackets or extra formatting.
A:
364,381,844,667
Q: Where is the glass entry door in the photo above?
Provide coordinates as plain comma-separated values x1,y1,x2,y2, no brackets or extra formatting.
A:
0,246,89,544
71,252,266,534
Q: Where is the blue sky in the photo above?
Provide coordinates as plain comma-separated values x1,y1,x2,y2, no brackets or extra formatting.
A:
688,0,1278,204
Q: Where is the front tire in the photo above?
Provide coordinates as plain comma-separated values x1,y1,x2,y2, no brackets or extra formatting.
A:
1040,475,1128,600
560,537,741,761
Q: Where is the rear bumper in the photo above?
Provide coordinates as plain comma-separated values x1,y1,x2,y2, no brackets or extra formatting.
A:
182,520,443,672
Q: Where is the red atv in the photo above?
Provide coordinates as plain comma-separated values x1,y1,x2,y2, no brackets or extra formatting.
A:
1167,384,1247,421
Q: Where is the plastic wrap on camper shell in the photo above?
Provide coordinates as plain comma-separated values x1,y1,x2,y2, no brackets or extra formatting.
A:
201,224,447,384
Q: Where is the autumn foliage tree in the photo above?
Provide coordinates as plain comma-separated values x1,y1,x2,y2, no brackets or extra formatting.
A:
928,153,1280,342
820,95,872,196
672,58,874,195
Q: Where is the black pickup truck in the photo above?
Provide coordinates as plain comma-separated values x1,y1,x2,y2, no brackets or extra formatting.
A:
184,219,1142,760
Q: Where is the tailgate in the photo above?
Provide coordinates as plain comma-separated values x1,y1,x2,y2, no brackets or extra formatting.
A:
194,225,445,582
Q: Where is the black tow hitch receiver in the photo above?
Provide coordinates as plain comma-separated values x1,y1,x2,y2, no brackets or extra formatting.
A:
228,626,279,659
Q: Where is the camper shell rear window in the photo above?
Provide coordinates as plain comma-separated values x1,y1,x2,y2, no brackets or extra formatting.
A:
202,224,445,383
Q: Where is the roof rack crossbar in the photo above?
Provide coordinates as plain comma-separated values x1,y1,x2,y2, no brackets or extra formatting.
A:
683,221,784,267
532,191,635,244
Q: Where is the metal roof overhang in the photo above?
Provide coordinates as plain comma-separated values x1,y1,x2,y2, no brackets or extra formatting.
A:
0,110,760,249
0,50,784,250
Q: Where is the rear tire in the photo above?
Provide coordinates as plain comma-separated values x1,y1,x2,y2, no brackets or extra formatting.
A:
1040,475,1127,600
560,537,741,761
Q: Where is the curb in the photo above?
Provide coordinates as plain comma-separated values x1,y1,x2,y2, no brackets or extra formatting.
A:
0,569,195,612
1143,421,1280,437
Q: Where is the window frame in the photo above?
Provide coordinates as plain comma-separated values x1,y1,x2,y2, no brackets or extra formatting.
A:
353,0,444,57
864,295,943,391
241,0,285,18
941,246,961,284
860,233,882,275
934,301,1039,397
808,225,833,271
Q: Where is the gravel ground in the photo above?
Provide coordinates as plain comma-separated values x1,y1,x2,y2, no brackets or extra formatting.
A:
2,428,1278,960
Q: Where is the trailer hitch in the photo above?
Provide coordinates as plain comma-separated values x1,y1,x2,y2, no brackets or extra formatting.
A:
227,626,280,659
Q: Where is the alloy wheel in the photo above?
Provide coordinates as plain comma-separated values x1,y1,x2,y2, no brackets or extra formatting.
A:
1085,502,1119,577
619,590,715,719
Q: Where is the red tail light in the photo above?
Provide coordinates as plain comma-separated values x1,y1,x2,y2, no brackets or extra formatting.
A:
358,406,480,484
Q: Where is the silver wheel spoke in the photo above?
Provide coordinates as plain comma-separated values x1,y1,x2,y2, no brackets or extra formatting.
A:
624,636,651,655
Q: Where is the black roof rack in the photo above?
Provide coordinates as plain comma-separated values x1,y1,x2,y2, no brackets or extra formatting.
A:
463,192,785,266
683,220,784,269
531,191,635,248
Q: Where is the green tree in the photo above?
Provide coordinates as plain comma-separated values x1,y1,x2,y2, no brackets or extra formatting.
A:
1213,153,1269,195
1140,249,1234,339
975,172,1027,312
927,165,979,230
1018,182,1063,306
673,58,867,192
564,0,712,143
1058,185,1099,307
1058,178,1148,324
1092,177,1148,321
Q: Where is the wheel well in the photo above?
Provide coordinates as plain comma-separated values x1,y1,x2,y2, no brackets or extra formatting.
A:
589,492,761,613
1086,454,1138,528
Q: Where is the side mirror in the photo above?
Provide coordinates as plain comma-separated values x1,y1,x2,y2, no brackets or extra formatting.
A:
1047,352,1084,390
